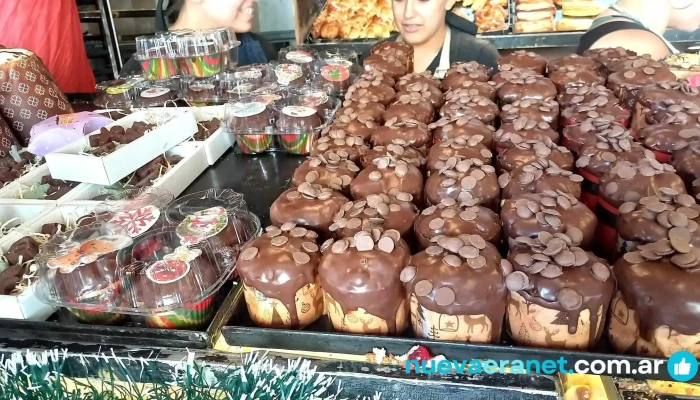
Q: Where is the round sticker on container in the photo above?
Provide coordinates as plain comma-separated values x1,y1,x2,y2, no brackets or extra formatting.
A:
301,91,329,107
176,206,229,245
275,64,302,85
141,87,171,98
234,68,263,80
145,246,201,284
286,50,314,64
191,84,216,91
321,65,350,82
326,59,354,69
106,83,133,95
255,94,282,106
282,106,317,118
108,205,161,238
47,235,133,274
229,101,266,118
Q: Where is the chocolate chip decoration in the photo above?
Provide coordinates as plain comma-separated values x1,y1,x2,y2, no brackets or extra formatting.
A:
241,247,258,260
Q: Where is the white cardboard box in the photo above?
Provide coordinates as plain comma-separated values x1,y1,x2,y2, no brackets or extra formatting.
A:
153,144,208,197
0,164,85,204
0,203,53,234
45,110,198,185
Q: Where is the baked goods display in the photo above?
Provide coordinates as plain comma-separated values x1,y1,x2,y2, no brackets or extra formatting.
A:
470,0,509,33
514,0,555,33
311,0,396,40
556,0,603,32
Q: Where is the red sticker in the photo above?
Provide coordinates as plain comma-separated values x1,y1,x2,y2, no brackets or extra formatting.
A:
321,65,350,82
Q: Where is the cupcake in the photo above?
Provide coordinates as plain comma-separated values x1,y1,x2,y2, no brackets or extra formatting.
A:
270,182,348,238
319,230,411,335
402,235,507,343
430,116,496,147
383,93,435,125
557,85,617,109
500,99,560,131
370,119,432,149
497,139,574,173
497,75,557,105
311,129,369,163
414,198,501,249
494,119,559,153
637,122,700,163
504,234,614,350
610,240,700,357
237,224,323,329
444,80,499,102
424,157,499,210
441,61,492,92
499,50,547,75
291,153,360,193
426,136,493,174
275,103,323,155
329,193,418,239
562,117,627,154
360,139,427,170
350,157,424,206
499,161,583,201
439,95,498,126
501,192,597,249
560,98,631,129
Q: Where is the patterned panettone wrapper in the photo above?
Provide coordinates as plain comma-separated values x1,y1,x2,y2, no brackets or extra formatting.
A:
0,113,19,157
0,49,73,145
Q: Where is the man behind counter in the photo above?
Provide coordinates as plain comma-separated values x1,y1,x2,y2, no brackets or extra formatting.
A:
386,0,500,76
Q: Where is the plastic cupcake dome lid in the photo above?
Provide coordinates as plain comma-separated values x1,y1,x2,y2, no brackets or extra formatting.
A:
115,228,232,312
229,64,273,82
224,97,276,134
280,46,318,64
92,187,174,238
135,33,173,60
34,223,134,312
172,30,225,57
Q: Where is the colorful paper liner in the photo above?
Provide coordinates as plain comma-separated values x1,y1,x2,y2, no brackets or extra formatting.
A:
578,167,601,211
178,53,223,78
279,133,313,155
595,196,621,260
238,134,272,154
139,58,179,80
68,308,126,325
144,295,215,329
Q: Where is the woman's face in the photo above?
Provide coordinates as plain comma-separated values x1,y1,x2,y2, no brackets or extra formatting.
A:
668,0,700,31
198,0,257,32
393,0,456,46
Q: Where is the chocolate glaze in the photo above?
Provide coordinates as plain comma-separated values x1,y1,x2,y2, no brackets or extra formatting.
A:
505,236,614,348
672,142,700,195
402,236,506,343
617,192,700,248
318,230,411,334
370,119,432,149
498,76,558,105
440,95,498,125
414,199,501,248
371,41,413,71
494,120,559,151
653,110,700,129
500,99,559,131
329,112,378,141
312,129,369,163
427,136,493,173
359,71,396,88
583,47,637,75
497,139,574,173
363,54,408,80
445,81,499,102
425,157,500,210
491,68,541,87
395,82,445,110
607,65,677,109
637,124,700,155
501,192,597,249
292,153,360,192
576,134,655,179
561,100,631,128
237,224,321,328
549,67,605,92
500,161,583,200
330,194,418,238
498,50,547,74
441,61,492,91
557,85,618,109
599,159,687,208
383,94,435,125
429,117,496,148
338,99,386,123
547,54,600,75
562,117,627,154
270,183,349,237
346,78,396,106
635,82,700,128
350,158,424,206
395,72,441,92
606,54,657,74
361,140,426,169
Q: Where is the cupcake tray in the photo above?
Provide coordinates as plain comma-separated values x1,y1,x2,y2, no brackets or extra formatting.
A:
45,110,198,186
218,284,679,382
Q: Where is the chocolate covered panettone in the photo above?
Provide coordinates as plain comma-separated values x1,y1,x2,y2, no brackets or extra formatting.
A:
494,119,559,153
497,138,574,173
311,129,369,163
395,71,441,92
501,192,597,249
427,136,493,174
637,123,700,162
360,139,427,170
350,157,424,206
237,224,323,329
440,95,498,126
500,99,559,130
430,116,496,148
345,77,396,106
562,117,627,154
444,80,499,102
607,64,677,110
383,92,435,125
504,234,614,350
370,119,432,149
441,61,492,92
319,229,411,335
414,198,501,249
672,141,700,197
396,82,444,110
337,99,386,124
363,54,408,80
328,112,377,141
561,96,632,129
498,50,547,75
547,54,600,75
631,81,700,132
499,160,583,200
557,85,617,109
425,157,499,210
292,153,360,193
329,193,418,239
497,75,557,105
402,234,507,343
548,67,605,93
270,182,349,238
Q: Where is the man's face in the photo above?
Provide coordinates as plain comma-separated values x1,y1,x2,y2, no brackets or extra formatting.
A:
393,0,455,45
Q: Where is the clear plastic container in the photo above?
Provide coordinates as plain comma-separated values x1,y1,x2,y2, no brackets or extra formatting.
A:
181,76,224,105
99,187,175,238
173,31,225,78
312,49,361,96
225,97,276,154
133,78,180,108
272,61,313,88
231,64,274,83
211,27,240,70
135,33,180,80
94,77,145,109
220,74,258,101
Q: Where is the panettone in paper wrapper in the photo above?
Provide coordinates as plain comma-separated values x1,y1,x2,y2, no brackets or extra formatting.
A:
0,49,72,145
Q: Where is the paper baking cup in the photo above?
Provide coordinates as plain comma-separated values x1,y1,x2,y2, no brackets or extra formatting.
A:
144,294,215,329
237,134,272,154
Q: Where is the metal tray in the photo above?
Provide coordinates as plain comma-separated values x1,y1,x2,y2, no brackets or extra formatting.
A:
219,284,684,382
0,281,236,349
